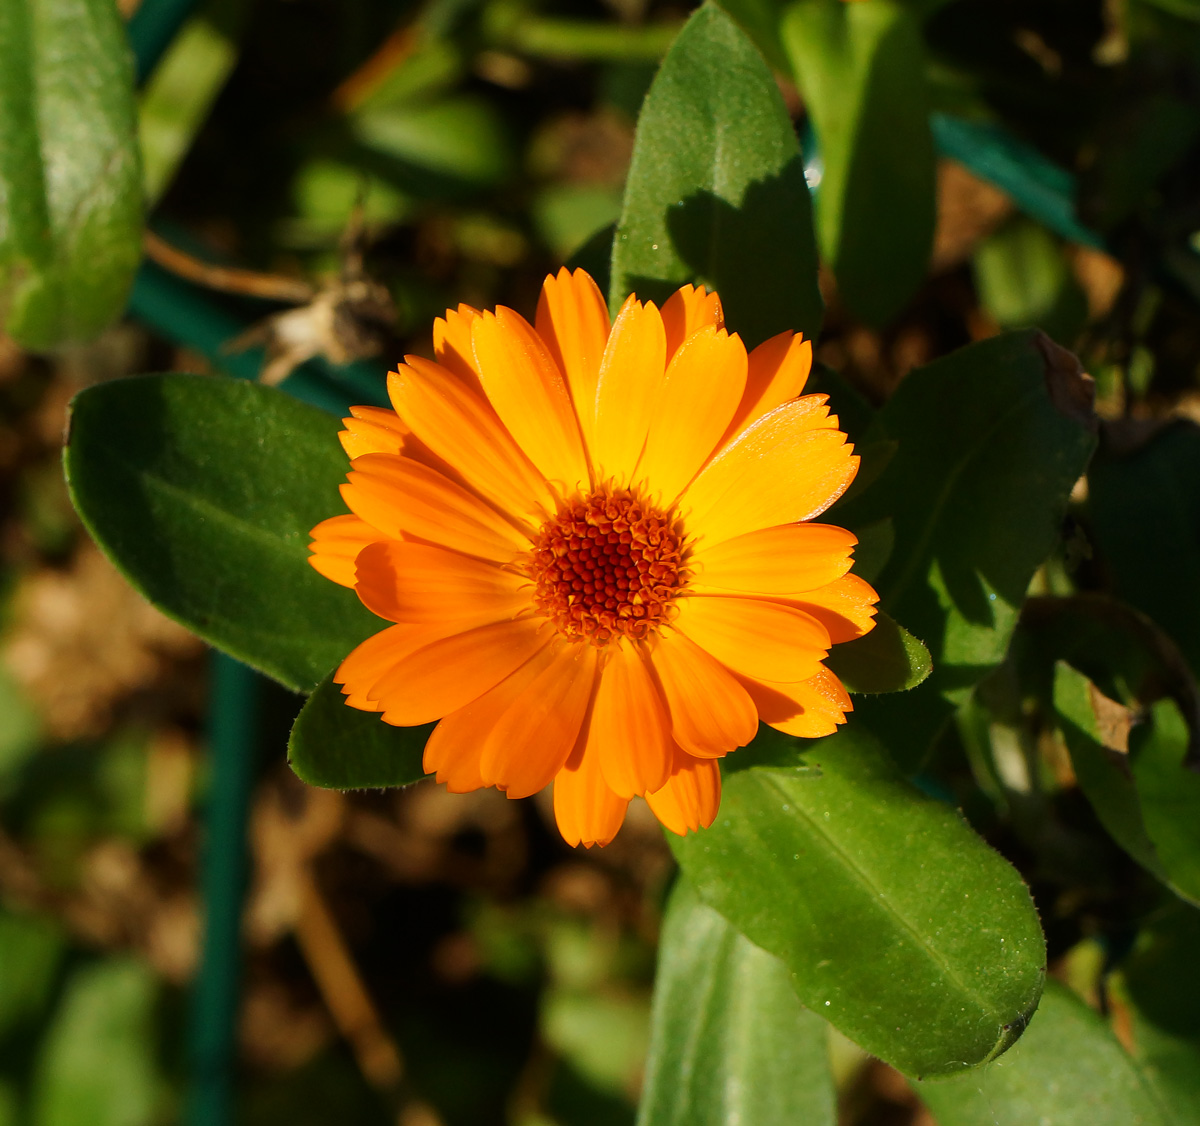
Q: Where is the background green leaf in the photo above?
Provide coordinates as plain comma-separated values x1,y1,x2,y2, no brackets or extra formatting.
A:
779,0,935,326
840,330,1098,769
610,3,822,346
675,726,1046,1078
30,959,162,1126
1088,422,1200,680
64,374,379,694
915,980,1173,1126
288,674,430,790
637,878,835,1126
0,0,143,349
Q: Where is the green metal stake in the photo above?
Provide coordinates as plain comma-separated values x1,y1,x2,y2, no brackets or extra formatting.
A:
187,652,258,1126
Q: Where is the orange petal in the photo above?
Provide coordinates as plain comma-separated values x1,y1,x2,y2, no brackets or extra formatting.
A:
673,594,829,683
553,729,630,849
739,665,852,739
425,640,597,797
339,405,410,459
661,283,723,361
342,452,528,562
591,296,667,483
388,356,554,525
353,540,529,625
722,331,813,443
782,573,879,644
648,631,758,758
591,641,673,798
308,513,385,588
433,304,483,392
423,715,487,793
471,307,590,492
682,397,858,546
691,523,857,597
480,641,598,797
636,326,748,504
336,623,452,712
645,748,722,836
535,268,610,447
369,617,551,726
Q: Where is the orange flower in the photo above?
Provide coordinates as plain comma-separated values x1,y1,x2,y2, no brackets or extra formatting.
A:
308,269,877,847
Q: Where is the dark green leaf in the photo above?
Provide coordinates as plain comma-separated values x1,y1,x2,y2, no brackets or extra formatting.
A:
824,610,931,694
0,910,64,1041
611,3,822,346
1088,421,1200,679
847,518,893,585
1116,904,1200,1125
915,981,1172,1126
779,0,935,326
289,674,430,790
842,330,1098,768
31,959,163,1126
1131,699,1200,903
676,726,1046,1078
64,374,380,694
637,878,835,1126
0,0,143,349
1053,662,1173,890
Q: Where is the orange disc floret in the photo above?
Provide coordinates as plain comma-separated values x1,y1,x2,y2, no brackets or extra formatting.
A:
307,267,878,849
529,486,690,644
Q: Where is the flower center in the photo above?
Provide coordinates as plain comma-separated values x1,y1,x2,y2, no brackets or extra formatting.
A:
530,486,690,645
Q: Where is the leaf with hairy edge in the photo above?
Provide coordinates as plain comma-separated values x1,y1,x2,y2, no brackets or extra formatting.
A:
825,610,931,694
290,674,430,790
611,3,822,347
915,981,1172,1126
675,726,1045,1078
841,330,1098,769
637,878,835,1126
0,0,143,349
64,374,380,694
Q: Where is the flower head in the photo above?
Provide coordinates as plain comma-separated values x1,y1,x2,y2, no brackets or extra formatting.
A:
308,269,877,847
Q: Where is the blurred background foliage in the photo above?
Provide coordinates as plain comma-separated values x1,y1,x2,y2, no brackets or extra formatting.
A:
3,0,1200,1123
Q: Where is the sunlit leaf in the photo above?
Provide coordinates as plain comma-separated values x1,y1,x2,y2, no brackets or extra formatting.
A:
64,374,379,694
0,0,143,349
675,726,1045,1078
915,980,1172,1126
638,878,835,1126
611,3,822,346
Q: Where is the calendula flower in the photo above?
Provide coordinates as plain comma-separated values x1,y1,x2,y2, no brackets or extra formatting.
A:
308,269,877,847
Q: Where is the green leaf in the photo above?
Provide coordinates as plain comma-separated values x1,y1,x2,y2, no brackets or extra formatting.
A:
1052,662,1176,892
824,609,931,694
779,0,935,326
842,330,1098,768
674,726,1046,1078
0,0,143,349
289,674,430,790
915,980,1173,1126
637,878,835,1126
31,959,162,1126
1115,904,1200,1125
1130,698,1200,903
972,217,1088,344
611,3,822,346
0,910,64,1041
64,374,380,694
1088,422,1200,679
